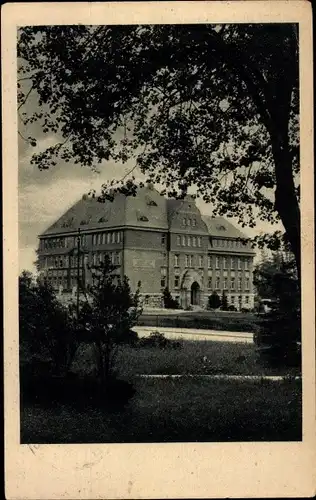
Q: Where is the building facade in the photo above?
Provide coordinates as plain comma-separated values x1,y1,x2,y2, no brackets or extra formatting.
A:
37,185,256,310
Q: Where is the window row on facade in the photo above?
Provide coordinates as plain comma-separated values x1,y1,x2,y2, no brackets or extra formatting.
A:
42,251,122,269
40,231,123,250
173,254,251,270
182,217,197,227
176,235,202,247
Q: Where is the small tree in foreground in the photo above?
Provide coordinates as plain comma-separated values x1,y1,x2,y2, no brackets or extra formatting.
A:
78,257,142,390
208,291,221,310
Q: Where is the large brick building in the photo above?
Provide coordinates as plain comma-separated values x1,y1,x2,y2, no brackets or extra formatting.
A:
37,185,256,310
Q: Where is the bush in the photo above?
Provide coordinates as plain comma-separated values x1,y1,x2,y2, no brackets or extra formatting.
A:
220,292,229,311
162,288,180,309
227,305,237,311
208,291,221,309
138,332,182,350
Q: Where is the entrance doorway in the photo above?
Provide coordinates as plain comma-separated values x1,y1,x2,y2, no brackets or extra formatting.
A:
190,282,200,306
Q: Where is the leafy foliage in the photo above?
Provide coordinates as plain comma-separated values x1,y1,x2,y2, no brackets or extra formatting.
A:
137,331,182,350
254,255,301,368
220,291,229,311
17,24,300,268
162,287,180,309
76,256,142,386
19,271,78,375
208,291,221,309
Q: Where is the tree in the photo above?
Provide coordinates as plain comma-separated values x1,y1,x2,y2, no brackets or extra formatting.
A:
17,24,300,270
253,250,296,299
19,271,78,375
162,287,179,309
220,291,229,311
254,254,300,368
208,291,221,310
77,256,142,390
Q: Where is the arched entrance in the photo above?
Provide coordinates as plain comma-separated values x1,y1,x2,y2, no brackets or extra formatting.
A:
190,282,200,306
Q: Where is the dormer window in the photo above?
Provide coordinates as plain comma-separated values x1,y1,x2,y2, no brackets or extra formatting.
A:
98,217,107,223
217,224,226,231
147,199,157,206
138,215,149,222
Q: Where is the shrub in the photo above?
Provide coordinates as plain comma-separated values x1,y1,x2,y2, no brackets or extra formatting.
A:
208,291,221,309
227,305,237,311
138,332,182,350
19,271,78,376
162,287,180,309
220,292,229,311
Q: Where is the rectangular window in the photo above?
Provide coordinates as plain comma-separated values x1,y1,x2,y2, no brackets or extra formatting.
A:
215,277,220,290
117,232,121,243
192,236,197,247
161,276,166,288
161,234,166,245
187,236,191,247
174,254,179,267
238,278,242,291
238,258,242,270
223,278,228,290
187,218,191,226
189,255,194,267
231,258,235,269
183,218,186,226
197,237,201,247
245,296,249,304
192,218,196,226
111,232,115,244
208,277,212,289
245,258,249,270
215,256,220,269
177,235,181,246
223,257,227,269
107,232,111,244
182,235,186,246
231,278,235,290
174,275,180,288
185,255,189,267
199,255,203,267
208,255,212,269
245,278,250,291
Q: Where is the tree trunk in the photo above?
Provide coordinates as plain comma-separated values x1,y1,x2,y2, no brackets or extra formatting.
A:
272,140,301,277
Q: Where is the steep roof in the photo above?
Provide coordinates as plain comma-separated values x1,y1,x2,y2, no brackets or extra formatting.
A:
41,186,168,237
202,215,249,240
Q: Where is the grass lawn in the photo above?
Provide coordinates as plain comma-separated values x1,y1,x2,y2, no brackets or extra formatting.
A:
21,377,302,443
115,340,300,378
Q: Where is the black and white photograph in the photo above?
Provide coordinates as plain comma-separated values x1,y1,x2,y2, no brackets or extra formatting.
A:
3,2,315,498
